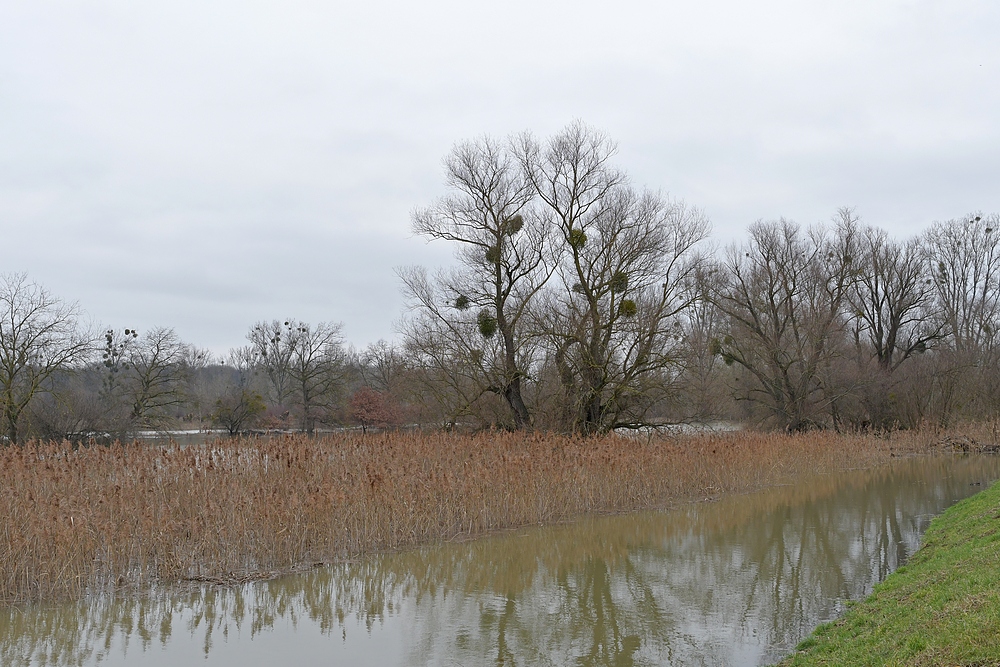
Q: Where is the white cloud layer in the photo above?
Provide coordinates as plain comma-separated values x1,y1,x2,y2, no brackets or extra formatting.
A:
2,0,998,352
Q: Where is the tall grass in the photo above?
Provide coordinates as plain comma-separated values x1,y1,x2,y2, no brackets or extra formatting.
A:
0,428,948,604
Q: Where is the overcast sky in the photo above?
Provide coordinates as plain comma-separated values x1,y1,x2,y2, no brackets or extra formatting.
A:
2,1,999,355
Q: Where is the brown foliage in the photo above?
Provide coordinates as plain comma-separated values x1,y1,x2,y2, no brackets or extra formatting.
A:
0,429,943,604
348,387,400,432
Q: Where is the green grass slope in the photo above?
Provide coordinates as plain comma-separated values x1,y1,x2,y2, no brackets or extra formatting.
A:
777,476,1000,666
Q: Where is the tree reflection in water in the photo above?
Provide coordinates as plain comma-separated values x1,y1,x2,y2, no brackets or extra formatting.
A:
1,455,996,667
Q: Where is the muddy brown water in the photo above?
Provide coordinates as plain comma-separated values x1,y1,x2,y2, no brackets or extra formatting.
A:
2,454,998,666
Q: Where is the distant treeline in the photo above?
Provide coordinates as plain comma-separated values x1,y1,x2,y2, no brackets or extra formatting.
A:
4,122,1000,442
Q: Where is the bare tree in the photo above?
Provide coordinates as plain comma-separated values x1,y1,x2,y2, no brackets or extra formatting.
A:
360,339,407,395
247,320,345,432
673,266,733,423
921,213,1000,421
849,224,938,372
711,216,858,430
0,274,92,444
210,345,266,435
841,222,939,427
178,344,214,423
522,123,710,433
405,136,549,428
103,326,191,431
247,320,298,410
923,213,1000,354
286,320,346,433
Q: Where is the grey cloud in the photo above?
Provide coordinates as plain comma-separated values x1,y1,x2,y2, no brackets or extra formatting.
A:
2,0,999,351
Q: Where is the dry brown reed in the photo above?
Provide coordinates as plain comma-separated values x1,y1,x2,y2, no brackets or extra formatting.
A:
0,427,954,604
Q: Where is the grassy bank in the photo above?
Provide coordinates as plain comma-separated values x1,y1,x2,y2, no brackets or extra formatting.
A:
777,475,1000,666
0,429,944,604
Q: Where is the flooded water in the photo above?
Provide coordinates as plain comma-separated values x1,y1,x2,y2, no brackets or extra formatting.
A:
3,454,998,666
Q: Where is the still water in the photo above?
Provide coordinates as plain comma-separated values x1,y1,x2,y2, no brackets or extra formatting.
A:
3,454,998,666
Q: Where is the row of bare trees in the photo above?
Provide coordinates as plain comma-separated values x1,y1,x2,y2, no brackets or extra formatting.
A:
0,274,208,444
4,123,1000,440
0,273,380,442
398,123,1000,433
703,211,1000,431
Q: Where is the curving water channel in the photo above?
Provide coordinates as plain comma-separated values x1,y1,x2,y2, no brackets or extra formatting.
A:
3,454,999,666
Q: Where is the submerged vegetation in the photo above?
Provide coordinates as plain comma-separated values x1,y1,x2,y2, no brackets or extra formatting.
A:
0,428,946,605
778,477,1000,666
3,455,990,666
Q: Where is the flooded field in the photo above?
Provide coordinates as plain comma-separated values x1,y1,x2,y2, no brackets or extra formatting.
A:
2,454,997,666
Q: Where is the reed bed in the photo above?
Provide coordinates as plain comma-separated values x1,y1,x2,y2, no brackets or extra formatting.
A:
0,428,950,604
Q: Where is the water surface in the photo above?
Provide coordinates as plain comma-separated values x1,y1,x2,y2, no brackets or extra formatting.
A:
3,454,998,666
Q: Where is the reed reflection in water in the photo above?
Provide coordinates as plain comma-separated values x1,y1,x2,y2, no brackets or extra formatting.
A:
2,454,997,666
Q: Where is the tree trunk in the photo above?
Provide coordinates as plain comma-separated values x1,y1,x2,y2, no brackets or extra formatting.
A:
503,376,531,428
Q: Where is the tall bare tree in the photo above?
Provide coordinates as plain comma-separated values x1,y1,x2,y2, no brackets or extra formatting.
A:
404,135,549,428
0,274,92,444
360,339,407,395
286,320,346,433
837,221,939,428
849,224,938,372
711,215,858,430
923,213,1000,355
522,123,710,433
920,213,1000,421
248,320,297,409
674,265,732,423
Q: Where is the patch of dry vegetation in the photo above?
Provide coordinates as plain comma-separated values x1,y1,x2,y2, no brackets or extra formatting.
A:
0,428,954,604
